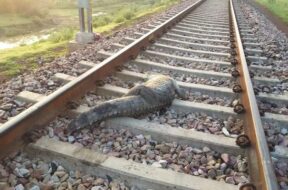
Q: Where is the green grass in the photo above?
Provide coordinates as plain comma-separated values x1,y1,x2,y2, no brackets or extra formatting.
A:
256,0,288,24
0,41,67,77
0,29,74,78
48,28,74,43
93,0,180,33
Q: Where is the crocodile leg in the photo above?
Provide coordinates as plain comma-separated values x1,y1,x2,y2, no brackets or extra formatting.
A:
172,80,189,100
127,85,163,105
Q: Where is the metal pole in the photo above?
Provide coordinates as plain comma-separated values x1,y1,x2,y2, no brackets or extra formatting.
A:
79,8,85,32
87,0,93,33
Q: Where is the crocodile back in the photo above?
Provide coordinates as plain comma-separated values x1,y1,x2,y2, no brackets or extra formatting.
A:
144,75,176,104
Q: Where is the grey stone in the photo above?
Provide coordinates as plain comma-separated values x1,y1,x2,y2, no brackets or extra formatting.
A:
61,174,69,182
77,184,86,190
273,145,288,157
102,146,111,154
48,127,54,138
30,185,41,190
8,174,17,186
221,153,229,163
151,162,162,168
202,146,211,152
233,176,248,184
159,160,168,168
207,169,217,179
225,176,235,184
57,165,65,171
192,148,202,154
222,127,230,137
0,110,5,118
193,171,199,176
140,144,150,152
220,163,227,170
91,186,105,190
1,103,13,111
155,144,170,154
281,128,288,135
93,178,105,186
136,134,144,140
237,161,247,172
47,80,55,86
15,184,25,190
68,136,75,143
15,168,30,177
54,171,66,178
197,169,204,175
0,168,8,178
43,174,51,184
200,156,207,165
51,175,60,183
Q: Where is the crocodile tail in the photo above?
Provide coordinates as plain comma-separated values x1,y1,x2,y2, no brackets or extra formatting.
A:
67,96,145,133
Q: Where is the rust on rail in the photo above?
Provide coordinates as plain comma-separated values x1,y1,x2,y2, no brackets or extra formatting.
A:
229,0,278,189
0,0,205,159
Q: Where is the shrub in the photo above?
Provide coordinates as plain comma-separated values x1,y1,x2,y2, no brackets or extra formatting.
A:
121,10,135,20
149,0,156,5
48,28,74,43
93,15,113,28
114,16,125,23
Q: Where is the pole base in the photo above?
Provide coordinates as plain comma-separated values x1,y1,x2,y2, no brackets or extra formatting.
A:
75,32,95,44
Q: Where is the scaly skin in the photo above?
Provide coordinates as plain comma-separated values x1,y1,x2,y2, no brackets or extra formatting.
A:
67,75,187,133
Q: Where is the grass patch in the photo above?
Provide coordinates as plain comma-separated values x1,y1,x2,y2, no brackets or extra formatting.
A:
0,41,67,77
93,0,180,33
49,28,74,43
256,0,288,24
0,29,74,79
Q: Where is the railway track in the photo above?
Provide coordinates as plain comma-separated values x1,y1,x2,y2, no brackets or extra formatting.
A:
0,0,286,189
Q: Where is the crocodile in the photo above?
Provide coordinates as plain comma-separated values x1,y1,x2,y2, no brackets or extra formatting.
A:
67,75,187,134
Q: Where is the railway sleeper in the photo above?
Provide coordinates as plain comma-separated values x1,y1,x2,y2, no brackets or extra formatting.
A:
174,22,230,32
99,48,281,87
26,137,240,190
122,37,272,73
146,23,228,35
143,27,230,40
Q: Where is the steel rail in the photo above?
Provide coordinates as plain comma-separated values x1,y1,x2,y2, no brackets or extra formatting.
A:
0,0,205,159
229,0,278,189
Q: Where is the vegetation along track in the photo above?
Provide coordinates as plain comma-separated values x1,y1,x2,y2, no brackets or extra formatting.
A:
0,0,286,189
